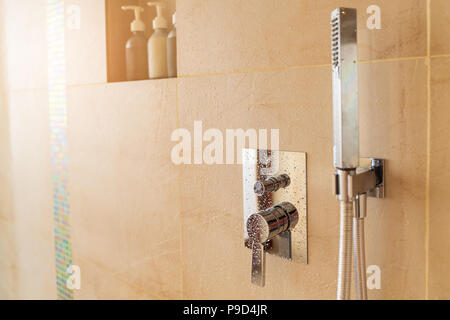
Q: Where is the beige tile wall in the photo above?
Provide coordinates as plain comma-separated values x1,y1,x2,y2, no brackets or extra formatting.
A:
178,0,426,76
67,80,182,299
65,0,108,86
0,221,18,299
0,0,449,300
0,88,56,299
0,2,15,297
429,0,450,300
431,0,450,55
429,57,450,299
0,0,49,91
177,58,428,300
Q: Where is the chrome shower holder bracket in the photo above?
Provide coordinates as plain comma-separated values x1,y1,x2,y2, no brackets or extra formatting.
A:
359,158,385,199
334,158,386,201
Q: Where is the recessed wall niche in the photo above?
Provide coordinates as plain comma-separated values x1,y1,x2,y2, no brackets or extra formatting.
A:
105,0,177,82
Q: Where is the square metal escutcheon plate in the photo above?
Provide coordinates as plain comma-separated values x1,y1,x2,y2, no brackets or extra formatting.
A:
243,149,308,264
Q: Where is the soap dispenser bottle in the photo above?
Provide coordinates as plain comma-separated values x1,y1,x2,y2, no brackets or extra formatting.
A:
167,12,177,78
121,6,149,81
147,2,169,79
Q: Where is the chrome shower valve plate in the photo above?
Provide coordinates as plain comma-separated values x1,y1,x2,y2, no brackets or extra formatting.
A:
242,149,308,264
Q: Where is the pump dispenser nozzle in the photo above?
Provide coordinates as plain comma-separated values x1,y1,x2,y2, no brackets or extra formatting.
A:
121,6,145,32
147,2,168,29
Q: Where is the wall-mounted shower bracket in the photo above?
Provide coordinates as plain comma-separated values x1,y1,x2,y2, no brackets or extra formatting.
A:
358,158,385,199
334,158,385,201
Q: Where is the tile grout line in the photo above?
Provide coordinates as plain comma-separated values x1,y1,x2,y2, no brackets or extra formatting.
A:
5,55,450,95
425,0,431,301
360,55,426,64
178,64,330,78
4,55,444,95
175,77,185,300
178,56,428,79
430,53,450,59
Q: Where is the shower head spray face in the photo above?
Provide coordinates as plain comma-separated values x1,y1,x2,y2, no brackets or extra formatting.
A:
331,8,359,170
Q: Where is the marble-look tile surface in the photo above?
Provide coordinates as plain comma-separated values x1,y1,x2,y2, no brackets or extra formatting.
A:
67,79,182,299
429,57,450,299
177,59,427,299
431,0,450,56
178,0,426,76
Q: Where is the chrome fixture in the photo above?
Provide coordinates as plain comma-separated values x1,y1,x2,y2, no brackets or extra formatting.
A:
247,202,299,286
243,149,308,287
331,7,359,170
331,8,386,300
254,174,291,196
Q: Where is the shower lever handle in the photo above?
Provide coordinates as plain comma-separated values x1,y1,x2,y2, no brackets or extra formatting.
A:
246,202,299,287
250,241,265,286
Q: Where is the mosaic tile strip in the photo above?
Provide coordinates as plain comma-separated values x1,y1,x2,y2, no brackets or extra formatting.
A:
47,0,73,300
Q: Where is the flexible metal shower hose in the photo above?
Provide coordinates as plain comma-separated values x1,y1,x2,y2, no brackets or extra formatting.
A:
337,201,353,300
353,217,368,300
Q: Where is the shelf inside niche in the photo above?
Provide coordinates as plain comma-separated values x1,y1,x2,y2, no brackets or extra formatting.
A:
105,0,177,83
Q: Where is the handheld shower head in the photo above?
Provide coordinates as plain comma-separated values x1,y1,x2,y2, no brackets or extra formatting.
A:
331,8,359,170
331,8,385,301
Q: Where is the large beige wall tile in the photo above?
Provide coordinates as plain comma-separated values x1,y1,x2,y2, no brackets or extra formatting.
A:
177,59,427,299
72,257,161,300
0,0,108,90
67,79,182,299
7,90,54,245
0,1,6,92
429,57,450,299
0,0,48,91
14,233,57,299
359,59,427,299
0,222,55,300
0,221,19,299
65,0,107,85
0,223,55,300
0,82,54,299
431,0,450,56
177,0,426,76
0,92,13,222
4,89,55,299
0,6,12,221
